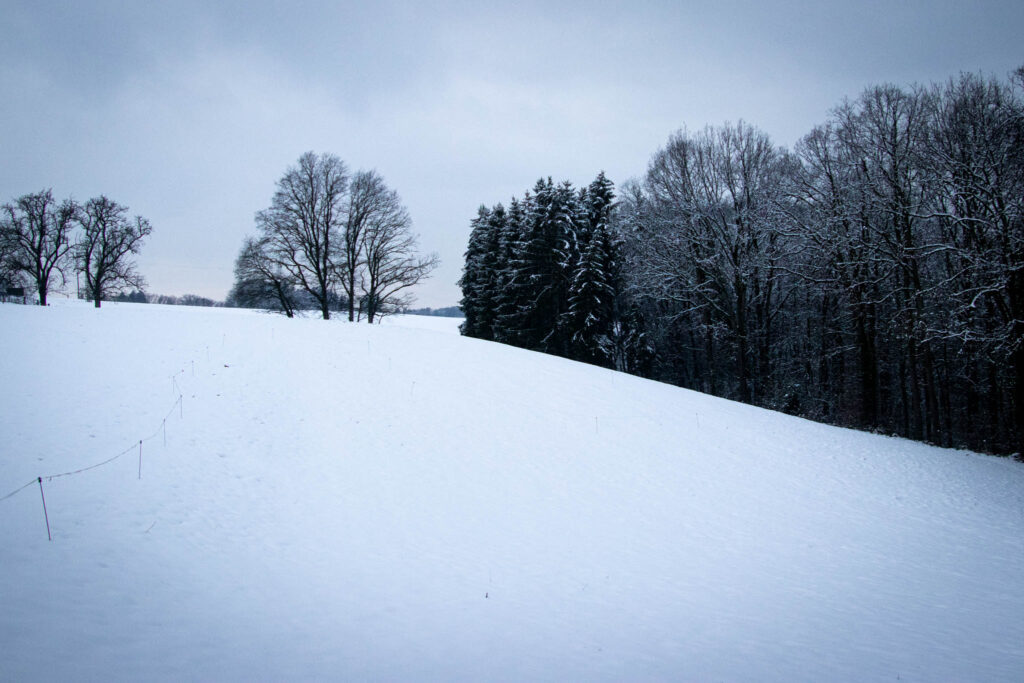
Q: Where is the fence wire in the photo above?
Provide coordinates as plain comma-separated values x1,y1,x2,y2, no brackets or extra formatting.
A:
2,372,189,504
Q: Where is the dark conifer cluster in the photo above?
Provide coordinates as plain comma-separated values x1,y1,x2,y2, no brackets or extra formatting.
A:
459,173,648,371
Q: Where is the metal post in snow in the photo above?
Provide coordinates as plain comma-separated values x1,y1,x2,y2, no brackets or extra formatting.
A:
138,440,143,479
37,477,51,541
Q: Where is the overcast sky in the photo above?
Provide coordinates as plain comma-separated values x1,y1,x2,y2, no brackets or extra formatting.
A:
2,1,1021,308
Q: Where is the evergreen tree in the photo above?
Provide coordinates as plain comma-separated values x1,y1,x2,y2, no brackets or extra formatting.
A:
516,178,577,355
567,172,620,366
472,204,506,340
567,221,614,364
458,205,491,338
493,196,530,345
463,174,623,362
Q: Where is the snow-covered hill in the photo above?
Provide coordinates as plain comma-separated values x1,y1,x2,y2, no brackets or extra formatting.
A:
1,301,1021,681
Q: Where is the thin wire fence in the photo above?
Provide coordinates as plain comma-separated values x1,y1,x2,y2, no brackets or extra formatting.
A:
1,353,207,538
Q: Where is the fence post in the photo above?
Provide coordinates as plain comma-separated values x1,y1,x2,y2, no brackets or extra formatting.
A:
37,477,51,541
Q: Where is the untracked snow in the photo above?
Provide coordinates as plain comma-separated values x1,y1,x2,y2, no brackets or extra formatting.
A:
1,301,1022,681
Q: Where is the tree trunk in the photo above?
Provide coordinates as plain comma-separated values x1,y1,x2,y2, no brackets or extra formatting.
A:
964,353,979,447
348,273,356,322
1009,268,1024,455
908,335,924,441
1013,330,1024,455
704,324,716,396
854,301,878,429
898,351,910,437
817,294,830,414
366,293,377,324
735,277,751,404
92,270,102,308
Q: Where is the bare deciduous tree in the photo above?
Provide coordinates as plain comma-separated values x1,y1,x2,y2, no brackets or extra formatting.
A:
75,196,152,308
359,189,438,322
0,227,21,291
237,153,438,321
230,236,298,317
1,189,75,305
639,122,793,403
256,152,349,320
339,170,389,321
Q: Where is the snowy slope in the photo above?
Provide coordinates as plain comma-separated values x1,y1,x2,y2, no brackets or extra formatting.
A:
0,301,1022,681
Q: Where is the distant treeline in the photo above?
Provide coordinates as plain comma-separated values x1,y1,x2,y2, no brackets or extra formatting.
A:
404,306,462,318
113,291,220,307
227,288,460,317
460,67,1024,456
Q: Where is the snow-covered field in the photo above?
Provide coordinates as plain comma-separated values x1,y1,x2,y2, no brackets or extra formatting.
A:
1,301,1022,681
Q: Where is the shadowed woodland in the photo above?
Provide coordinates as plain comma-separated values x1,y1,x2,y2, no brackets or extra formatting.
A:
460,68,1024,455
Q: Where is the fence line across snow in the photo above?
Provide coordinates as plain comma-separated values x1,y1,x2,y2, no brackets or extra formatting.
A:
0,351,213,539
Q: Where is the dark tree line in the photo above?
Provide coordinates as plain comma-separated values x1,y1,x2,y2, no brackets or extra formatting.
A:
0,189,151,307
459,172,649,371
229,152,438,322
118,292,220,307
461,67,1024,455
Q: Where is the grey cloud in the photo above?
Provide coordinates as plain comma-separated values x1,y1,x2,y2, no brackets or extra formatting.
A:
2,0,1022,307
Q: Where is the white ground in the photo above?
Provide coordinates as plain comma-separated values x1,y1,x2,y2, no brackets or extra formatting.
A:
1,301,1022,681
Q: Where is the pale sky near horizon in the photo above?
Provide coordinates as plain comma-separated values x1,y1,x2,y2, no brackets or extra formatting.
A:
2,1,1021,307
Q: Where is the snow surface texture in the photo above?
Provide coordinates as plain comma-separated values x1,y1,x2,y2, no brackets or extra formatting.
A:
1,301,1022,681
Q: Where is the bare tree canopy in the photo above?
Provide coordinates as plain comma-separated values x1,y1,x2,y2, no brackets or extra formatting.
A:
256,151,349,320
1,189,75,305
75,196,152,308
360,189,438,323
341,170,389,321
236,153,437,321
229,235,298,317
0,226,21,291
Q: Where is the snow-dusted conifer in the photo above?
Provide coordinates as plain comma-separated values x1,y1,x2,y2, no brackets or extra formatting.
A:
516,178,577,355
474,204,506,340
492,196,529,345
458,205,491,338
567,172,619,366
